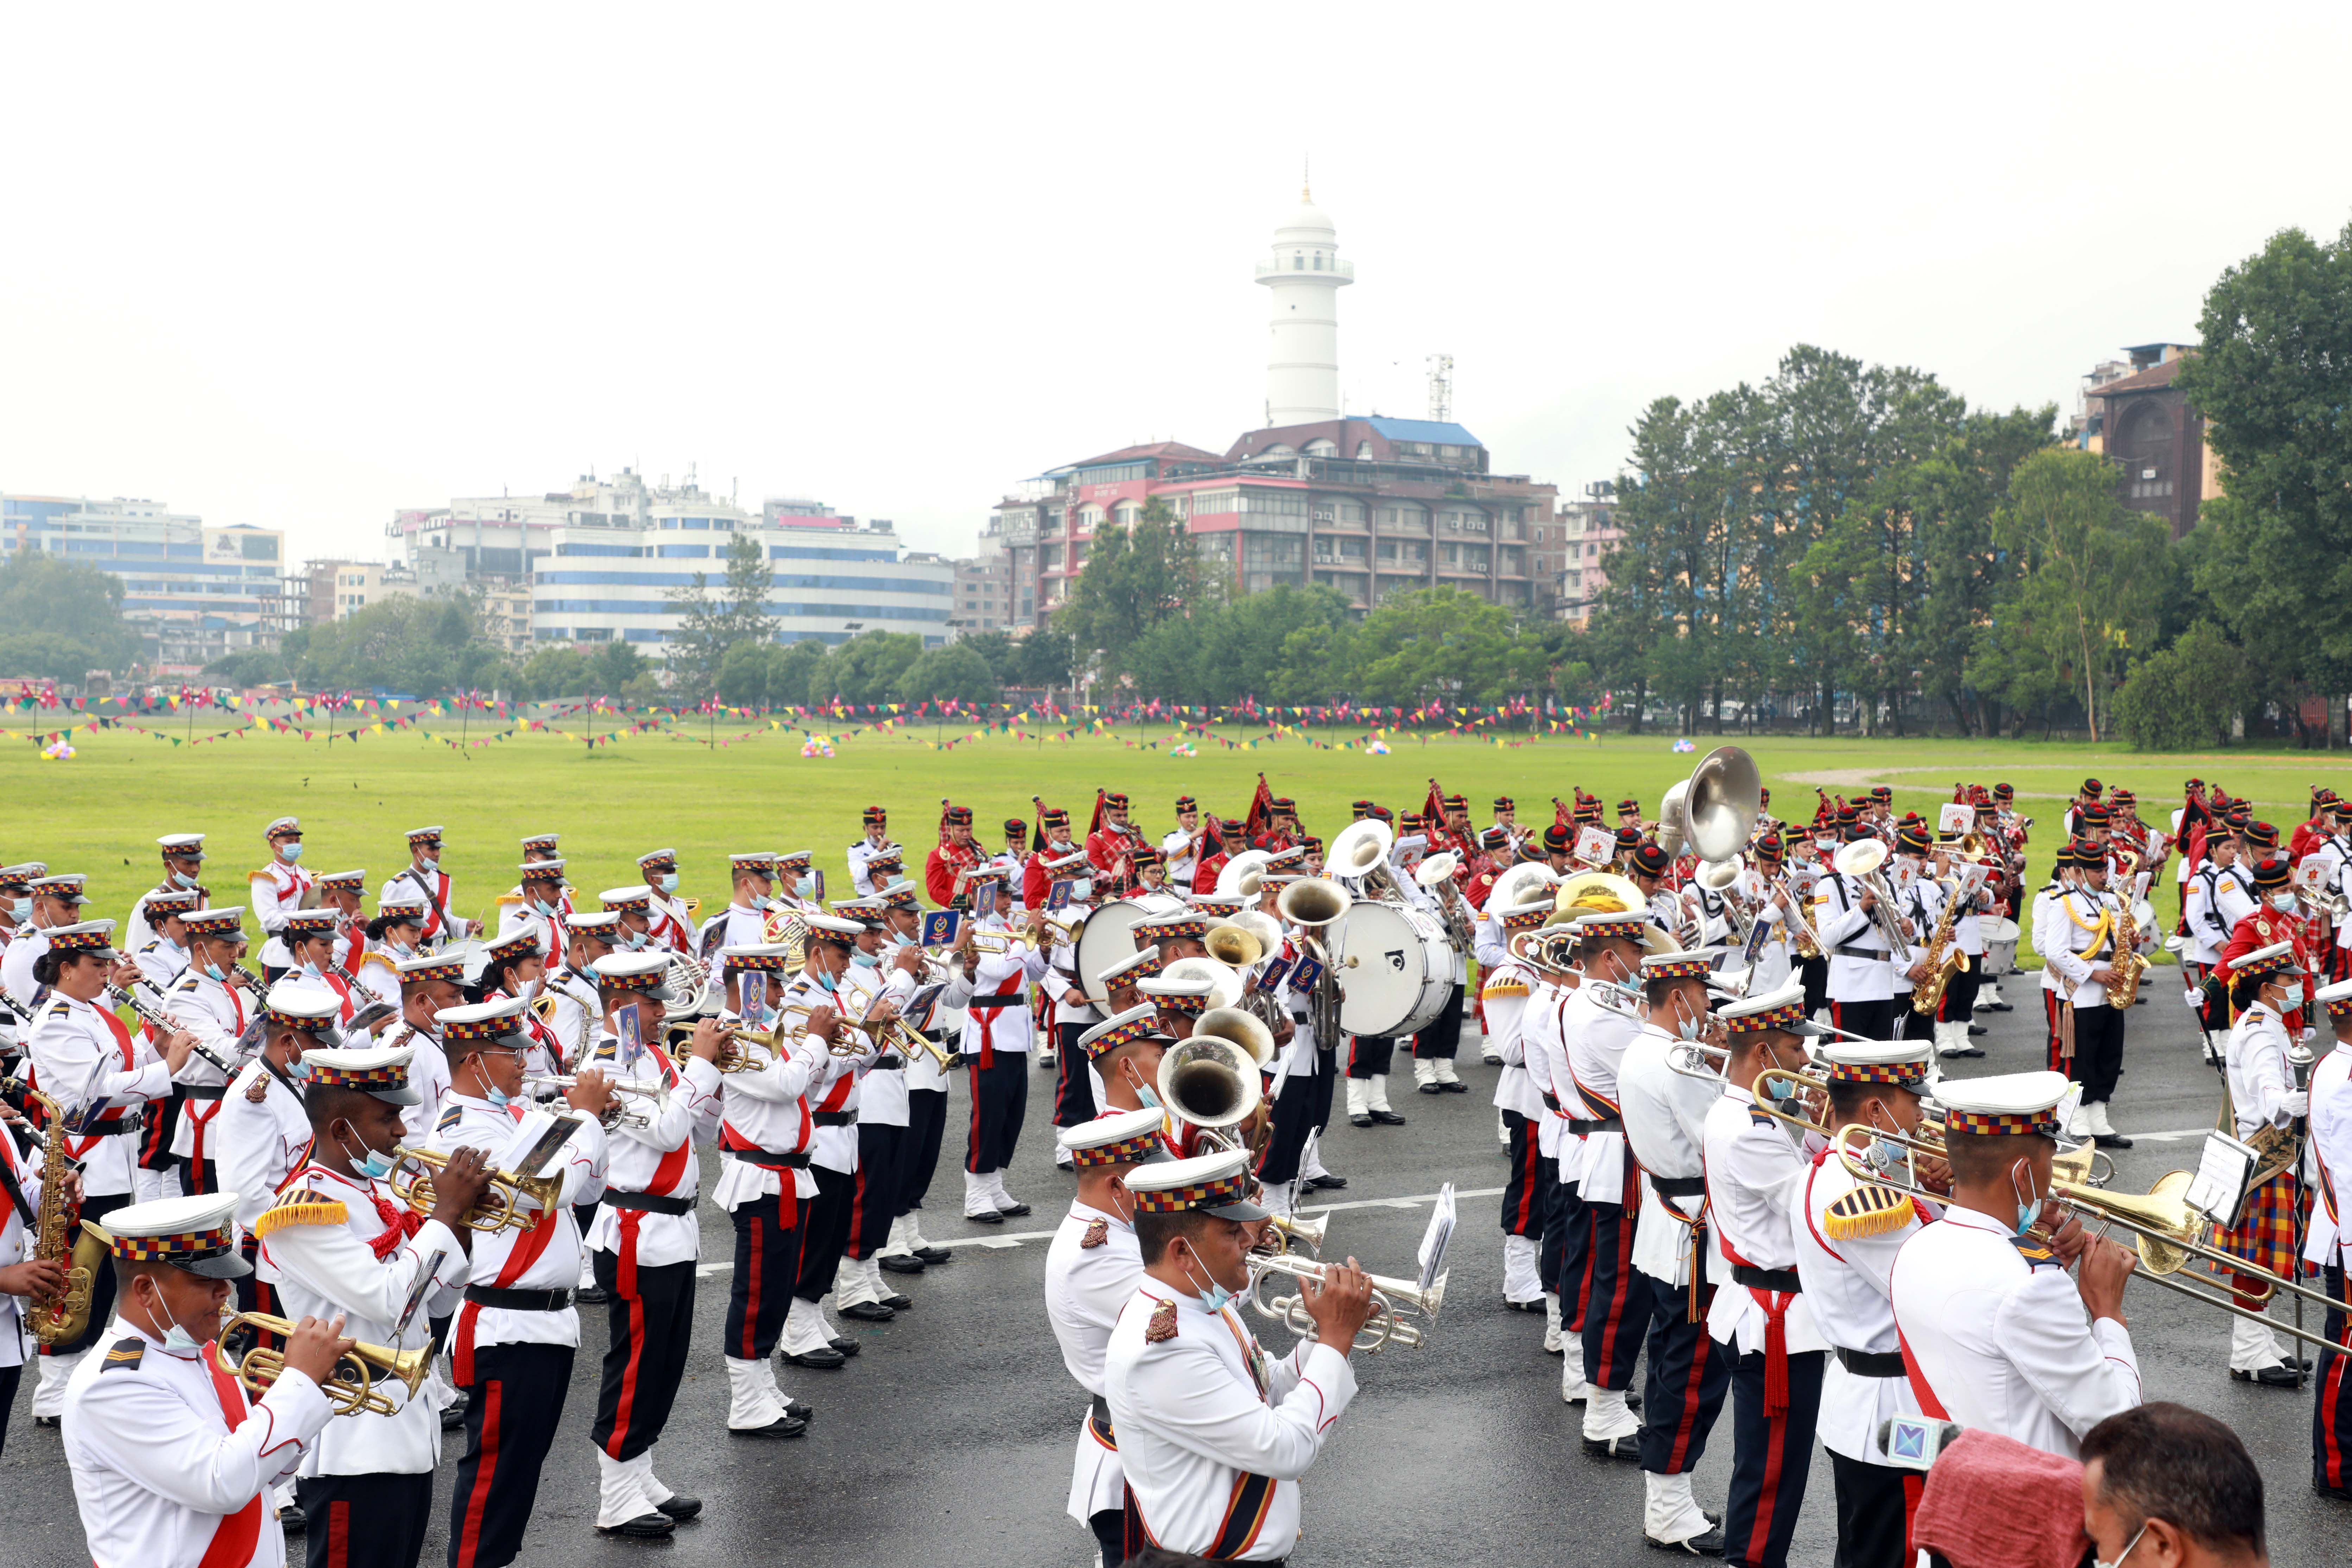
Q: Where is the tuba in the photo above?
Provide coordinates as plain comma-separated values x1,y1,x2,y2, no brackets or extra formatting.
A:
1157,1034,1262,1142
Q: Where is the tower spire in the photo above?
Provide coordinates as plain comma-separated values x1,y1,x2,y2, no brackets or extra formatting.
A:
1302,154,1311,203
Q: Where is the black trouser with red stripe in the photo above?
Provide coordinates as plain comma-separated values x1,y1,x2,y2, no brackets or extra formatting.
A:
590,1251,694,1462
1934,954,1979,1024
2043,987,2066,1073
725,1191,806,1359
1639,1271,1729,1475
0,1365,18,1461
2070,1001,2125,1102
1499,1111,1551,1239
136,1088,182,1174
1411,981,1466,1059
846,1122,901,1260
233,1237,282,1349
1723,1346,1825,1568
1053,1022,1099,1127
899,1087,947,1216
1257,1068,1320,1187
966,1055,1028,1173
298,1469,433,1568
2314,1261,2352,1494
796,1164,857,1303
1581,1166,1654,1389
1827,998,1892,1042
1798,956,1828,1020
1544,1174,1587,1304
1346,1032,1396,1078
1311,1042,1337,1132
447,1340,573,1568
1830,1448,1921,1568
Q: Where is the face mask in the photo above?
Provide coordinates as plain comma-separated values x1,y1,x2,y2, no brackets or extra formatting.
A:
796,874,816,897
7,898,26,922
751,893,775,911
519,974,543,1001
482,1085,511,1111
203,960,226,982
1759,1073,1796,1105
1072,880,1093,902
172,870,201,889
280,843,305,864
141,1283,204,1354
386,939,413,959
851,949,880,969
1180,1243,1235,1314
283,1060,312,1082
2011,1164,2043,1236
815,969,839,993
2093,1523,2148,1568
416,855,438,873
336,1123,398,1181
620,930,647,951
300,959,323,979
658,873,679,894
1814,839,1835,855
531,897,557,917
2271,891,2299,911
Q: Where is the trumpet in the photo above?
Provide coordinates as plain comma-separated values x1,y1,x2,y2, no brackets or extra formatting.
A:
522,1072,667,1129
1246,1252,1445,1352
223,1310,429,1417
1255,1209,1329,1258
847,996,961,1075
968,929,1037,956
388,1146,565,1235
680,1018,786,1073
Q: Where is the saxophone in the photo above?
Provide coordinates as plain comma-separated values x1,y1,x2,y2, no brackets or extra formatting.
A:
2104,899,2148,1009
1910,880,1966,1014
23,1088,106,1346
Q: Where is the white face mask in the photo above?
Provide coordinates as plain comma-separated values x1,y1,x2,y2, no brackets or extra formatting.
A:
2092,1523,2148,1568
2271,891,2299,912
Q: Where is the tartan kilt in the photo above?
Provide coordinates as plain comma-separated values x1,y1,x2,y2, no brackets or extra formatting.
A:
2215,1169,2301,1279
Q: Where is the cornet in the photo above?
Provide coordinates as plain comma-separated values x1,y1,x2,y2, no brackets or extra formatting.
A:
1246,1252,1445,1352
522,1073,668,1130
389,1146,567,1235
670,1019,781,1074
224,1311,429,1417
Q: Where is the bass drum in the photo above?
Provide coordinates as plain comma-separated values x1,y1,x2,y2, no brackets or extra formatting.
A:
1982,916,2021,978
2131,899,2160,956
1339,903,1454,1039
1074,894,1188,1005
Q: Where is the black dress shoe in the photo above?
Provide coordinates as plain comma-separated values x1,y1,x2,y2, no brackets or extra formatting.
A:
1968,1022,1988,1036
1370,1109,1408,1125
878,1292,913,1311
786,1347,847,1370
655,1493,703,1520
2232,1363,2302,1388
1307,1173,1346,1190
994,1201,1032,1218
1945,1047,1986,1059
1504,1298,1546,1313
1646,1521,1726,1555
32,1415,58,1430
597,1512,676,1540
277,1504,307,1534
1583,1433,1642,1461
880,1253,927,1274
2093,1132,2134,1150
440,1396,468,1432
1417,1080,1444,1094
965,1208,1005,1225
912,1245,953,1264
730,1414,809,1438
1349,1113,1374,1127
576,1285,612,1306
785,1399,814,1420
1439,1079,1471,1093
839,1301,895,1323
829,1336,861,1357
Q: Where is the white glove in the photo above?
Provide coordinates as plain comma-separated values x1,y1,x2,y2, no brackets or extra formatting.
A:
2282,1090,2310,1118
2302,1026,2319,1044
2185,989,2204,1008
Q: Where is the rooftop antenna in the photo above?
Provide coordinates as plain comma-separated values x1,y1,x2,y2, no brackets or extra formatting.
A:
1426,354,1453,422
1302,154,1311,203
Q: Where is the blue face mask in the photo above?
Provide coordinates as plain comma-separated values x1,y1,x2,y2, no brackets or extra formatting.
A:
483,1085,512,1111
300,959,323,979
172,870,201,889
531,897,557,917
416,855,438,873
620,929,647,951
337,1124,398,1181
204,960,226,982
796,874,817,897
9,898,29,922
658,873,679,894
1181,1245,1235,1314
279,843,304,864
386,939,413,959
815,969,839,993
851,949,880,969
284,1060,312,1082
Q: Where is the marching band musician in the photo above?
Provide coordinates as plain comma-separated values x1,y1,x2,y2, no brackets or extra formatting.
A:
1044,1106,1171,1567
1885,824,1935,1044
249,819,312,983
847,805,895,896
824,897,921,1322
23,919,202,1423
2213,854,2319,1034
707,939,823,1434
1105,1147,1372,1566
2038,835,2133,1150
162,905,257,1198
130,889,203,1199
1518,924,1588,1368
988,817,1029,914
927,803,982,909
577,952,724,1538
127,833,208,953
351,896,428,1018
771,850,823,921
1192,817,1241,896
1618,948,1737,1556
425,995,612,1568
1485,896,1554,1314
1789,1038,1941,1568
1736,831,1800,995
635,849,694,952
1927,830,1992,1062
493,860,571,961
2216,942,2312,1391
537,911,620,1071
1887,1069,2141,1458
1081,1000,1172,1120
2307,975,2352,1498
957,873,1048,1224
386,950,466,1137
876,883,962,1275
379,827,470,951
280,913,361,1030
1557,908,1658,1457
258,1041,483,1568
2306,797,2352,985
1086,790,1144,896
6,871,93,1015
700,852,781,960
1704,982,1832,1568
1254,925,1329,1216
1968,791,2021,1017
1162,795,1208,892
1813,816,1899,1041
1038,850,1104,1136
62,1190,346,1568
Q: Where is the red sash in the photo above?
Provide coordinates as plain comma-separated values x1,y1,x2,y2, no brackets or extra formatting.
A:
615,1140,694,1298
196,1344,266,1568
1714,1224,1798,1417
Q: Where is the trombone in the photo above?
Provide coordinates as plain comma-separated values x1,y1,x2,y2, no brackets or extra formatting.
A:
388,1147,566,1234
223,1310,429,1417
1246,1252,1445,1352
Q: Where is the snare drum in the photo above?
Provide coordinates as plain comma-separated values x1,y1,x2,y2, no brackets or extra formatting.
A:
1982,916,2021,977
1339,903,1454,1038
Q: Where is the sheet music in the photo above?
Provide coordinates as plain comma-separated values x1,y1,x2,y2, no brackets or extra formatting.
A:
2184,1130,2259,1227
1417,1182,1456,1292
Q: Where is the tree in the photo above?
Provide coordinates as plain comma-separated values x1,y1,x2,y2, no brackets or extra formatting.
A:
1984,448,2171,740
1349,587,1543,707
2179,221,2352,699
891,643,1000,705
201,649,290,688
586,639,646,696
1013,625,1075,692
1056,498,1218,673
664,533,777,698
518,646,591,700
0,551,140,677
818,631,923,706
769,639,827,708
288,596,514,697
2113,621,2254,750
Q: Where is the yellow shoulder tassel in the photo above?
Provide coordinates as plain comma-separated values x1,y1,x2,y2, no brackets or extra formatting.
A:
254,1199,349,1236
1481,980,1531,1000
1823,1186,1914,1241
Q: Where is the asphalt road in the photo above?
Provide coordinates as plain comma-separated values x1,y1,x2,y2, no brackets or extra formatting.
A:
6,985,2351,1566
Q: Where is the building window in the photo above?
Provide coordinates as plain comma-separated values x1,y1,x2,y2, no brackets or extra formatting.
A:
1293,255,1303,270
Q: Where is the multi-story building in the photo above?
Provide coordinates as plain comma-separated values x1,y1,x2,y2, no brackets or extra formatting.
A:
988,191,1556,628
0,494,285,670
391,470,953,655
2067,343,2221,541
1549,489,1622,625
950,516,1019,635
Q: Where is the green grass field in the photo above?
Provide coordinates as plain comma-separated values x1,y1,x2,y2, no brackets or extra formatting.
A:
15,720,2341,927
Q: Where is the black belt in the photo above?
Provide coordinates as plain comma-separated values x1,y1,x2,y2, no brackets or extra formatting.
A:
1831,943,1888,962
866,1056,903,1071
180,1085,228,1101
1730,1263,1802,1294
604,1190,696,1215
1541,1091,1563,1113
813,1110,858,1128
970,991,1029,1010
463,1285,573,1312
1650,1174,1706,1197
1567,1117,1622,1135
1837,1347,1906,1378
723,1146,811,1171
1087,1392,1118,1450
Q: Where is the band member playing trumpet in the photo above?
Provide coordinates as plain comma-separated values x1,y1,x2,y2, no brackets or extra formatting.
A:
63,1190,349,1568
1816,820,1898,1041
1887,1070,2141,1459
1704,984,1833,1568
1044,1107,1169,1567
259,1042,487,1568
1106,1147,1372,1565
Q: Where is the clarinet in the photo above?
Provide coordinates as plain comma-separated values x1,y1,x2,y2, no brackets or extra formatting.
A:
106,984,238,1077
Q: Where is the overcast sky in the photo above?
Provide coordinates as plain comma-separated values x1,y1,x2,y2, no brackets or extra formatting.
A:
5,7,2348,565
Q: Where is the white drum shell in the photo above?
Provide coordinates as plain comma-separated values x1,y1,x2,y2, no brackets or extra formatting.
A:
1074,894,1187,1004
1339,903,1454,1038
1983,916,2021,976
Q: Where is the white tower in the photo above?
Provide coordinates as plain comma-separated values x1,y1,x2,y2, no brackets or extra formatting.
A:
1256,181,1353,426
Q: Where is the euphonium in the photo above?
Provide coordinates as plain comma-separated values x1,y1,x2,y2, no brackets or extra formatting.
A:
224,1311,429,1416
